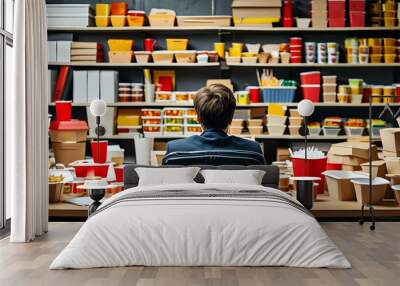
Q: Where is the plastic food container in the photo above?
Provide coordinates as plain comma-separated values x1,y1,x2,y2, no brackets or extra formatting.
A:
127,10,145,27
296,17,311,28
242,57,257,64
248,119,263,126
384,54,396,63
143,125,162,134
96,4,111,16
108,39,134,52
111,2,128,15
166,38,188,51
174,51,196,63
308,127,321,136
152,51,174,63
156,91,174,102
289,117,303,125
351,177,390,206
185,109,197,117
134,51,151,63
350,94,363,104
267,115,287,125
164,124,184,134
231,119,244,127
289,125,301,135
261,87,296,103
344,125,364,136
267,124,286,135
322,84,337,94
337,94,349,103
323,93,337,103
108,51,133,63
142,117,162,125
118,94,131,102
302,84,321,102
141,109,161,117
175,91,190,102
95,16,110,27
248,126,263,135
370,54,382,63
322,127,341,136
149,9,176,27
184,125,202,135
111,15,127,27
226,56,241,64
323,75,337,84
185,117,198,125
163,108,185,117
164,117,184,125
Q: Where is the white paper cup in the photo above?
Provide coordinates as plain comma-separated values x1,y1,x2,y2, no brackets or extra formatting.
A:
134,137,154,165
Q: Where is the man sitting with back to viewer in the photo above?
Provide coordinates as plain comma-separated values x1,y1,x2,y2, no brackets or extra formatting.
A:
162,84,265,165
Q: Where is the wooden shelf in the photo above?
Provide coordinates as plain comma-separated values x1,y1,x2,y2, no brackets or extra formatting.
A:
48,26,400,33
48,62,220,67
227,63,400,68
48,102,400,108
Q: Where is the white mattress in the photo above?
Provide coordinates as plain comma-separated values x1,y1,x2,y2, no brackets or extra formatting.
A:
50,183,351,269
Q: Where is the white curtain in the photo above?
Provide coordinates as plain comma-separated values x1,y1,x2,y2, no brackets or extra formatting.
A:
7,0,49,242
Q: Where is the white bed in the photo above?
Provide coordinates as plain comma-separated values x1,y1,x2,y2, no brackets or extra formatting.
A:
50,183,351,269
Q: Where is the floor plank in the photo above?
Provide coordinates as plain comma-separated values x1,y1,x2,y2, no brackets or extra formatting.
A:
0,222,399,286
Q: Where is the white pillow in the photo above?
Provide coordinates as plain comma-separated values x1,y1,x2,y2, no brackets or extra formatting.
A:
200,169,266,185
135,167,201,186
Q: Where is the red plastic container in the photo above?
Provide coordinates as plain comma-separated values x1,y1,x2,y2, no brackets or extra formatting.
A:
349,0,365,11
292,157,327,194
395,84,400,102
91,141,108,164
111,2,128,15
247,87,261,103
73,164,110,178
300,71,321,85
350,11,365,27
55,101,72,121
290,37,302,45
290,56,302,63
302,84,321,102
329,17,346,27
114,166,124,182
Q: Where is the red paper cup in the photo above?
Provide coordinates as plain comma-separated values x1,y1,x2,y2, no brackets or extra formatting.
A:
326,163,342,170
290,51,302,57
302,84,321,102
290,56,302,63
247,86,261,103
91,141,108,164
55,101,72,121
144,38,156,52
292,157,327,194
349,0,366,11
290,37,302,45
300,71,321,85
349,11,365,27
115,166,124,182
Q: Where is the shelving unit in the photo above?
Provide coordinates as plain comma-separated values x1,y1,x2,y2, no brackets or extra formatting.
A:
47,16,400,164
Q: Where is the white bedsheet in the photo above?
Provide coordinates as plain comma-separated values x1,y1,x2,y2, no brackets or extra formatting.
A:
50,183,351,269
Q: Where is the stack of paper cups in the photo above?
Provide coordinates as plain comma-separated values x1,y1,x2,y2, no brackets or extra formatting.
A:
317,43,327,63
305,42,316,63
134,137,154,165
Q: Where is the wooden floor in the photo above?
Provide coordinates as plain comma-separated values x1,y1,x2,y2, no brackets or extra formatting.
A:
49,194,400,218
1,222,400,286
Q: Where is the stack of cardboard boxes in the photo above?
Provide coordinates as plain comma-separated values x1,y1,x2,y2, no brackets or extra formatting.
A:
381,128,400,176
327,142,376,171
311,0,328,28
70,42,104,63
231,0,282,27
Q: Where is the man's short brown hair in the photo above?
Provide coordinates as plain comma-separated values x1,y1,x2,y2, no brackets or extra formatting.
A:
194,84,236,130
